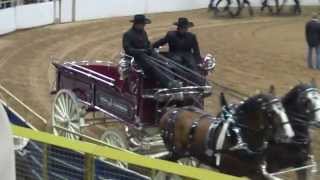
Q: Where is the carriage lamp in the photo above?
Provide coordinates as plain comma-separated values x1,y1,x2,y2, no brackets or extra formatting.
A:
118,57,130,80
202,54,216,71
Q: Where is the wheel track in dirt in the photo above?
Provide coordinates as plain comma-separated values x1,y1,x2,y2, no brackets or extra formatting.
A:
0,12,301,129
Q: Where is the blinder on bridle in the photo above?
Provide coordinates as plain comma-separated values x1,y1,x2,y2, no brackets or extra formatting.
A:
292,87,320,128
237,97,285,133
259,98,290,132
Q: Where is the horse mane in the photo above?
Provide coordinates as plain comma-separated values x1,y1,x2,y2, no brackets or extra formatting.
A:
282,83,314,108
236,93,275,116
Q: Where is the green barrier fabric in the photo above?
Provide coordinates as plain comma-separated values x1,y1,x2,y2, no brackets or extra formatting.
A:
12,125,244,180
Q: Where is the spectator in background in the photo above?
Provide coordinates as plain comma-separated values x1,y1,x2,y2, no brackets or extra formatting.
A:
306,13,320,69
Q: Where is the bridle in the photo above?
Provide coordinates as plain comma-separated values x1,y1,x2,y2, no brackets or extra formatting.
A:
298,88,320,113
236,98,287,133
287,88,320,126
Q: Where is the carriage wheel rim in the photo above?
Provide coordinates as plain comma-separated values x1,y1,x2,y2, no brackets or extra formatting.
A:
101,130,128,168
177,157,199,167
52,90,81,140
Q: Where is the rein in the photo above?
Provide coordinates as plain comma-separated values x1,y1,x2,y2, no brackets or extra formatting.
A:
286,110,311,127
285,110,311,145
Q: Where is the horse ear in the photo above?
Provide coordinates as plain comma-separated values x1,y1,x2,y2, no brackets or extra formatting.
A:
311,78,317,88
269,85,276,96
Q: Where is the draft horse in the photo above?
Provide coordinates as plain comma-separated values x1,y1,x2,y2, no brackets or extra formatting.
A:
160,93,294,179
267,83,320,180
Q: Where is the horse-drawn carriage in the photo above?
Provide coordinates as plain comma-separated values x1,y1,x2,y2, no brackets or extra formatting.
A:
50,49,320,179
49,52,216,167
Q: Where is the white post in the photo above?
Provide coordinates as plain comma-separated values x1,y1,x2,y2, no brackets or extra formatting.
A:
72,0,76,22
53,0,60,23
0,103,15,180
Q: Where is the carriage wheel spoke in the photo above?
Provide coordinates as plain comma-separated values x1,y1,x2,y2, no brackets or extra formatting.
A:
59,94,66,115
70,123,80,132
70,109,79,122
64,95,70,118
57,97,67,116
55,104,65,119
54,114,66,123
68,97,74,116
62,94,69,117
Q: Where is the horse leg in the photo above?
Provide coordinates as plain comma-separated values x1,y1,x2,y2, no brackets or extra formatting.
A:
261,0,267,12
214,0,222,15
294,0,301,15
296,169,312,180
296,155,317,180
208,0,215,10
275,0,281,14
244,0,254,16
225,0,231,11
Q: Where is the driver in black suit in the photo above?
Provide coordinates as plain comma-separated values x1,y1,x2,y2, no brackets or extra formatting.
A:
123,14,182,88
152,17,205,85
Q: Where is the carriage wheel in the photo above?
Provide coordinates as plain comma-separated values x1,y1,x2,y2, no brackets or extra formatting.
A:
177,157,200,167
100,126,129,168
51,89,82,140
152,157,199,180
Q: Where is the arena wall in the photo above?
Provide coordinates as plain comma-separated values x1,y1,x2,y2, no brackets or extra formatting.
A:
15,2,54,29
0,8,15,35
74,0,147,21
0,2,54,35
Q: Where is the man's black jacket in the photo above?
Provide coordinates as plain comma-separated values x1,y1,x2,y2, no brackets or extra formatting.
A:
152,31,201,60
123,27,151,56
306,19,320,47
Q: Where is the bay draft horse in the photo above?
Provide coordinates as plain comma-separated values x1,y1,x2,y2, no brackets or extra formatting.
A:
160,93,294,180
267,83,320,180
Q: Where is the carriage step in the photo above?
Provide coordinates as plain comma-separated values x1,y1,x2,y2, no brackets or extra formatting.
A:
143,135,162,141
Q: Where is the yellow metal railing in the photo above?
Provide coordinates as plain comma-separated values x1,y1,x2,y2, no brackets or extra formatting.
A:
12,125,244,180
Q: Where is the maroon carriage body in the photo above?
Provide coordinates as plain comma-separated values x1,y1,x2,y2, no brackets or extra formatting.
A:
53,55,213,128
53,61,164,126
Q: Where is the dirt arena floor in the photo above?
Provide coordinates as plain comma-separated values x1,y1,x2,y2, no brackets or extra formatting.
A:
1,8,320,179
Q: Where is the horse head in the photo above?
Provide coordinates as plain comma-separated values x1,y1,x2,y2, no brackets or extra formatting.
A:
236,93,294,150
282,83,320,128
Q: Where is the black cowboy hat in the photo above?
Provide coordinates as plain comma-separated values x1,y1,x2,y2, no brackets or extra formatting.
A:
130,14,151,24
173,17,194,28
